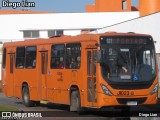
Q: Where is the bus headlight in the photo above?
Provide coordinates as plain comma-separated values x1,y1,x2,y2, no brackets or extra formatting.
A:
150,84,158,95
100,84,113,96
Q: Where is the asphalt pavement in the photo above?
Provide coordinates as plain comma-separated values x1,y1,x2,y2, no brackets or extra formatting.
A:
0,92,160,120
0,93,125,120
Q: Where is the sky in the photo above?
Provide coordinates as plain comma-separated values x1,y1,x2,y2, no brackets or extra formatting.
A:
0,0,139,12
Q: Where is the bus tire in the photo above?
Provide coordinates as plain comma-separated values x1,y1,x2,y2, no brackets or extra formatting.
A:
22,86,34,107
70,90,82,112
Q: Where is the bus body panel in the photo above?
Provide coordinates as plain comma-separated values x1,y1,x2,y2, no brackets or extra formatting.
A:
1,33,158,109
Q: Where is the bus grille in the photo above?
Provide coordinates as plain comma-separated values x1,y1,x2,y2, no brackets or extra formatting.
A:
110,83,152,90
116,98,147,105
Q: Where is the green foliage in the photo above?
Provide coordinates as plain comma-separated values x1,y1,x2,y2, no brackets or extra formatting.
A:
0,105,18,111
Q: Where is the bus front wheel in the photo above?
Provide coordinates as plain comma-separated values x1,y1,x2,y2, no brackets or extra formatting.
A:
70,90,81,112
22,86,34,107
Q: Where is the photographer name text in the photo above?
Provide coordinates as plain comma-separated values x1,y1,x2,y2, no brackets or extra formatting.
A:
139,113,157,117
2,0,35,9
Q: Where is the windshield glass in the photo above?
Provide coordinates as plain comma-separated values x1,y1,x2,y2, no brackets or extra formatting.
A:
100,36,156,82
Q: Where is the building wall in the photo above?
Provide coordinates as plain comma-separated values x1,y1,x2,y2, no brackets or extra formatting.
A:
86,0,160,17
64,30,81,36
139,0,160,16
87,0,132,12
0,12,139,42
86,5,95,12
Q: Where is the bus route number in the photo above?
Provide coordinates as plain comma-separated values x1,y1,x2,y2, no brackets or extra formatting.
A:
57,72,63,81
117,91,133,96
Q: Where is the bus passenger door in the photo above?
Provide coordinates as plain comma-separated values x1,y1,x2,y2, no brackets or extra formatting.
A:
87,50,97,107
40,52,48,100
8,53,15,97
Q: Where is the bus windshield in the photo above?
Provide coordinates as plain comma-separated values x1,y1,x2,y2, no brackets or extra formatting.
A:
100,36,156,83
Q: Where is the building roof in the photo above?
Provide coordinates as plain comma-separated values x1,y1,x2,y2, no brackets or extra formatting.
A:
0,10,53,14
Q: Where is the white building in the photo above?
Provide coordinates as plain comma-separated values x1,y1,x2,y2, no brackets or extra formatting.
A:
0,12,139,42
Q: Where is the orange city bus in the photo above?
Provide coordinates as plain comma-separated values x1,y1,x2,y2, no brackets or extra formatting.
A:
1,32,158,111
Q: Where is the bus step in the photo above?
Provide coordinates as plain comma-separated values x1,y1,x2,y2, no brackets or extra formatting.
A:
40,100,48,104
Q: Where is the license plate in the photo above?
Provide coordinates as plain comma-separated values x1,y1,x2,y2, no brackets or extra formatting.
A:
120,75,131,79
127,101,137,106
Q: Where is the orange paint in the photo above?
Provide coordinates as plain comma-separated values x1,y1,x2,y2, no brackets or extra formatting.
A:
139,0,160,16
86,0,160,17
86,0,132,12
2,32,158,109
86,4,95,12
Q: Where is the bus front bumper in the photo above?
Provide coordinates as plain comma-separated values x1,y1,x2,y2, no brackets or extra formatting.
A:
97,92,158,108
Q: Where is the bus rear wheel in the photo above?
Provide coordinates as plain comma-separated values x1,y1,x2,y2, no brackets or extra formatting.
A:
22,86,34,107
70,90,81,112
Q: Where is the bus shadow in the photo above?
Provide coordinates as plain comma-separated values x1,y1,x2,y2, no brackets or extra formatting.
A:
14,101,131,119
43,103,70,111
15,100,155,119
41,103,131,119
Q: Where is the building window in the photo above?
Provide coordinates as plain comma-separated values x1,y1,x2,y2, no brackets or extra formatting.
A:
66,43,81,69
23,30,39,38
51,44,65,69
122,0,127,10
48,30,64,37
25,46,37,69
56,30,63,35
48,30,56,37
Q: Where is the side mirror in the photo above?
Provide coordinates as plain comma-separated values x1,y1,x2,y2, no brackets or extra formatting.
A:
96,50,102,63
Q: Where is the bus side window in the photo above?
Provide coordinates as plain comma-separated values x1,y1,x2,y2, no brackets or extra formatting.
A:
2,48,6,68
25,46,37,69
16,47,25,68
66,43,81,69
51,44,65,69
